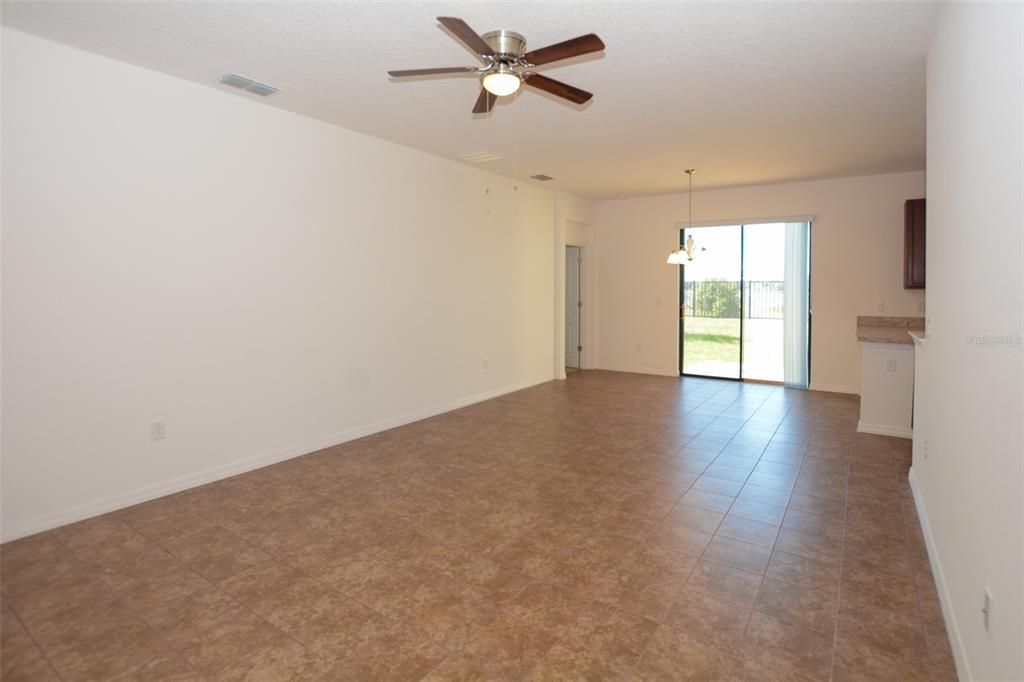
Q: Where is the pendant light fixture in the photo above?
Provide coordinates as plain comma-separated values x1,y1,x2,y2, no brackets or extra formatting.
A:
667,169,704,264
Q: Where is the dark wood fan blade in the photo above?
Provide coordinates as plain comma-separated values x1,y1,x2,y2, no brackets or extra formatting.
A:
438,17,495,58
388,67,477,77
522,33,604,66
523,73,593,104
472,89,497,114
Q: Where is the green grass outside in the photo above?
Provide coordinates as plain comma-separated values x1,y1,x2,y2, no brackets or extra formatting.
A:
682,317,741,367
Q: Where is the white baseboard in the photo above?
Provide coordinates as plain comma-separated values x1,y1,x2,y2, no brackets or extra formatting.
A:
809,382,859,395
596,364,679,377
908,467,972,681
594,370,862,389
0,376,551,543
857,420,913,439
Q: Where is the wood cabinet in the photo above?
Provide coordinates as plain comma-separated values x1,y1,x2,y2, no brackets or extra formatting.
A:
904,198,926,289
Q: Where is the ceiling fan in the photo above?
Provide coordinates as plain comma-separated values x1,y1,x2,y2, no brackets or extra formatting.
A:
388,17,605,114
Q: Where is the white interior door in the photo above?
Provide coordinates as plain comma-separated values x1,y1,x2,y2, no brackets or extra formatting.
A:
565,246,581,369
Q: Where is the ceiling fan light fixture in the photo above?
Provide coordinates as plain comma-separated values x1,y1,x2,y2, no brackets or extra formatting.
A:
482,64,521,97
388,18,603,113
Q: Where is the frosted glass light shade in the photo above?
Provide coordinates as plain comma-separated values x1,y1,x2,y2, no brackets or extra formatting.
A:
482,71,521,96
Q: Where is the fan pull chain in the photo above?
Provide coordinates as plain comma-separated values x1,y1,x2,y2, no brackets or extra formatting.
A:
513,86,520,191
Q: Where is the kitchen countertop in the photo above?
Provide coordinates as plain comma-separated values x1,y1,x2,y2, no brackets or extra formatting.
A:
856,316,925,345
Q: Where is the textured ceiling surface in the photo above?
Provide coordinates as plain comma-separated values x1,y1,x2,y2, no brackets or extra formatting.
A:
2,1,937,198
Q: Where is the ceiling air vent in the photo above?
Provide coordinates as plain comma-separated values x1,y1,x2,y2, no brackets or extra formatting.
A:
459,150,502,164
530,174,554,181
219,73,280,97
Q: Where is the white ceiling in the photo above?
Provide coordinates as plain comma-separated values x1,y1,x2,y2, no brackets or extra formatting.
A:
3,1,937,198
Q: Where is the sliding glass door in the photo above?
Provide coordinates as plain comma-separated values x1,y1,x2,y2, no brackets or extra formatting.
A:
679,222,810,386
680,225,742,379
741,223,785,382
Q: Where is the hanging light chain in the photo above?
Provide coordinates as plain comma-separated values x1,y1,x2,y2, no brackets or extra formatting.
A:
686,169,696,230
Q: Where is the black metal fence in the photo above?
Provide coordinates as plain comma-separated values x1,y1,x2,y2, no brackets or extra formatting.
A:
683,280,784,319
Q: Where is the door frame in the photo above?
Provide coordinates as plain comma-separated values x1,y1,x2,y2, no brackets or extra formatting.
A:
565,244,584,370
677,220,813,384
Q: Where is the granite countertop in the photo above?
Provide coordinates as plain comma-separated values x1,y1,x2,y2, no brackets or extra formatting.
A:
856,316,925,345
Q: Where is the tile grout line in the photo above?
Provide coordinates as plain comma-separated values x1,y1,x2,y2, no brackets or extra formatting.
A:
826,434,853,682
896,436,940,682
574,382,778,679
640,384,792,674
719,385,794,673
686,391,862,676
116,498,462,677
2,591,70,682
412,579,535,681
100,519,306,680
49,526,209,680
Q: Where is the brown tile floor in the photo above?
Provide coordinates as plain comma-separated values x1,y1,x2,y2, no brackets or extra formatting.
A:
1,371,958,681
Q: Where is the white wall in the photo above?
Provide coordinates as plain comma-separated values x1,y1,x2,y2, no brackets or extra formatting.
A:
911,3,1023,680
592,172,926,392
1,29,568,540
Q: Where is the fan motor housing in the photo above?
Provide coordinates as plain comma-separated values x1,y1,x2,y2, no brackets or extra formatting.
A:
482,30,526,58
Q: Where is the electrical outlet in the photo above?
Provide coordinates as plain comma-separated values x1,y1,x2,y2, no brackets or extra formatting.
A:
982,588,993,632
923,439,929,460
482,358,489,370
917,300,926,313
876,301,886,313
150,421,166,441
635,341,642,351
885,358,897,372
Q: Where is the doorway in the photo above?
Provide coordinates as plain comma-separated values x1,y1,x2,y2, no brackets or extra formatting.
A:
565,245,583,369
679,222,811,386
